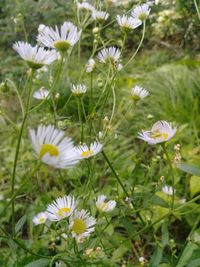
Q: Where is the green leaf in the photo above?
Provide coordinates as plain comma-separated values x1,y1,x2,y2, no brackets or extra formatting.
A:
190,176,200,197
15,214,27,234
187,258,200,267
161,220,169,247
176,242,198,267
24,259,51,267
149,246,163,267
111,245,128,263
150,195,169,208
177,163,200,177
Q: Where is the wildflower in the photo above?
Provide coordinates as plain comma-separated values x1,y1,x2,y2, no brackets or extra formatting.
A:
97,46,121,65
77,2,95,12
131,4,151,21
13,41,58,69
86,59,96,73
75,141,103,159
46,196,77,221
116,15,142,30
33,87,49,100
37,22,81,53
38,24,46,33
33,212,48,225
92,10,109,21
96,195,116,212
138,121,176,145
29,124,80,169
117,63,123,71
71,84,87,97
69,209,96,242
131,85,149,101
162,185,175,196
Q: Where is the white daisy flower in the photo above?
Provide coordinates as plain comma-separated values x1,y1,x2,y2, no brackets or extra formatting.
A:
131,85,149,101
46,195,77,221
71,84,87,96
86,58,96,73
162,185,175,196
131,4,151,21
96,195,116,212
75,141,103,159
37,22,82,53
13,41,58,69
29,124,80,169
77,2,95,12
97,46,121,64
33,212,48,225
92,10,109,21
69,209,96,242
138,121,177,145
33,87,49,100
116,15,142,30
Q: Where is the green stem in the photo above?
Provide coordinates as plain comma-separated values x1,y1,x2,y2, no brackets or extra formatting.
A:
102,150,145,225
161,143,175,210
109,85,116,125
11,69,34,237
123,20,146,70
77,98,83,142
194,0,200,20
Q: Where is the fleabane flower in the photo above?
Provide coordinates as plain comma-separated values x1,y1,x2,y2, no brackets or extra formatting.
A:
75,141,103,159
77,2,95,12
86,58,96,73
46,195,77,221
71,84,87,97
131,4,151,21
13,41,58,69
96,195,116,212
29,124,80,169
138,121,177,145
92,10,109,21
162,185,175,196
97,47,121,65
116,15,142,30
37,22,81,53
33,87,49,100
131,85,149,101
69,209,96,243
33,212,48,225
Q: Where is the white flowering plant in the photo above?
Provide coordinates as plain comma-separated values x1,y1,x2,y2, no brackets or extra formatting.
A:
0,0,200,266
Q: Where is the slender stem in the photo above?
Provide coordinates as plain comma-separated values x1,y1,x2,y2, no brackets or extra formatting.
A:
77,98,83,142
161,143,175,210
194,0,200,20
11,69,34,237
123,20,146,70
102,150,145,225
109,85,116,125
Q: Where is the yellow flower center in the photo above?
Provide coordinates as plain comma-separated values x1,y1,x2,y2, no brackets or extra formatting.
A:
150,130,169,140
38,217,46,223
99,202,108,211
139,13,147,21
54,40,70,53
58,207,71,217
39,144,59,158
81,149,93,157
72,218,87,235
